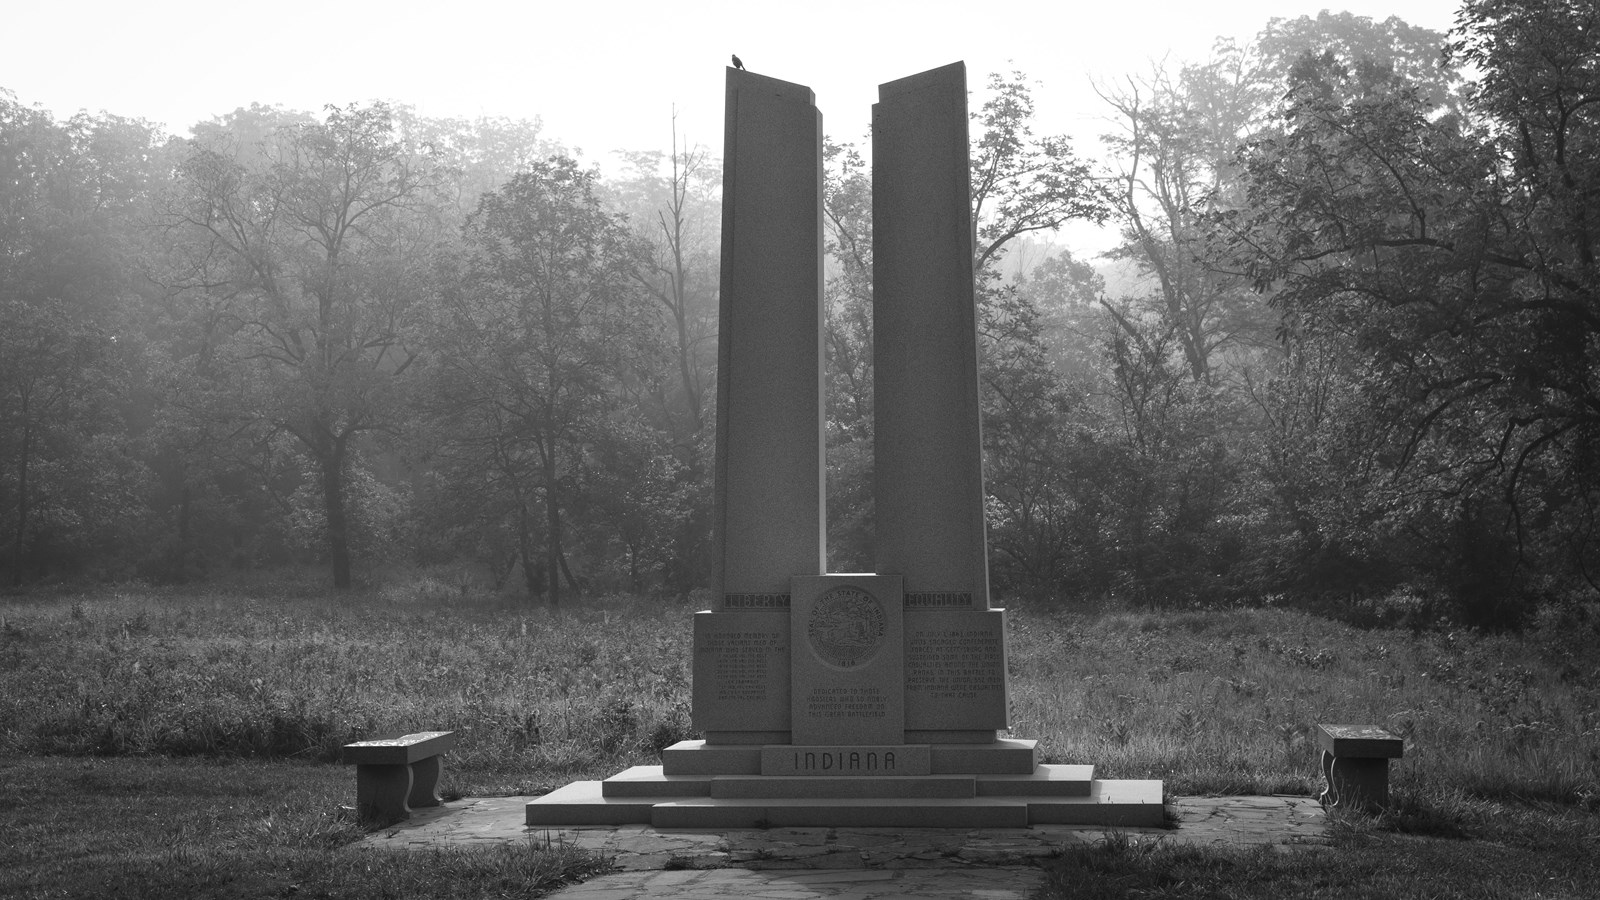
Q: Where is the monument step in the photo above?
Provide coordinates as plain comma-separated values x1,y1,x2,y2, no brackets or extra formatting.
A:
600,766,713,798
1025,779,1166,826
602,763,1097,800
930,739,1038,775
661,739,1040,777
651,796,1029,829
710,774,976,799
524,781,688,826
661,740,761,776
976,764,1095,797
524,779,1166,829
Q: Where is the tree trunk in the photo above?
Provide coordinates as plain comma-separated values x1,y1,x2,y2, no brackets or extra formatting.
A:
675,302,702,436
629,540,641,594
320,446,353,590
558,547,580,594
178,482,191,545
664,122,704,440
544,453,561,606
12,420,29,588
518,499,541,600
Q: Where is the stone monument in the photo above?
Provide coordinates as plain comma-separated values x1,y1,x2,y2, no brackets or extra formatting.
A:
526,61,1163,829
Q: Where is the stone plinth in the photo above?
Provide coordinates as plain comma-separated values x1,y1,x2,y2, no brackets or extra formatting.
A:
789,575,905,744
711,775,972,799
373,794,1331,859
525,758,1166,829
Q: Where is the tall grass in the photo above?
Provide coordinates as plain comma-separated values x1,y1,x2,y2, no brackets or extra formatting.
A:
3,574,1596,810
1005,601,1600,809
0,574,696,794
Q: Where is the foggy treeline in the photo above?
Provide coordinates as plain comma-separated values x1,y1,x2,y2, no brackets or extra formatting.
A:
2,4,1595,627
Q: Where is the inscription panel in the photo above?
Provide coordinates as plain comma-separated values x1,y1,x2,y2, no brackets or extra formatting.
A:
802,685,888,720
904,608,1009,731
761,744,932,776
692,611,790,733
790,574,905,744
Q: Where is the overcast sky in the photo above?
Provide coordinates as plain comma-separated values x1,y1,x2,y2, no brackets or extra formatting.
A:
6,0,1463,147
5,0,1463,253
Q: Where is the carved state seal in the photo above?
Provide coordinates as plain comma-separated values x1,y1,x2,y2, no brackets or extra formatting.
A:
806,585,886,669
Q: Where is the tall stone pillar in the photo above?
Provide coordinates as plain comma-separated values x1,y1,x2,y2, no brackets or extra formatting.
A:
693,68,825,742
873,61,1008,741
713,68,825,601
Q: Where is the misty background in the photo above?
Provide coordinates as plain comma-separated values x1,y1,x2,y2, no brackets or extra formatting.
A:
1,1,1594,631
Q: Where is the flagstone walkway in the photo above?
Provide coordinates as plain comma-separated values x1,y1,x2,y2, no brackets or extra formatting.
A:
356,794,1330,898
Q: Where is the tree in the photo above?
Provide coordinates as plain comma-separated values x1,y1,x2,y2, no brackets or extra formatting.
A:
1226,0,1600,613
0,95,167,584
393,106,560,221
972,68,1107,389
978,277,1089,591
1098,41,1276,383
614,119,721,451
612,119,722,592
1257,10,1464,113
428,157,660,604
970,70,1106,273
821,137,877,570
0,300,139,584
1014,250,1108,378
964,74,1112,595
816,72,1107,573
162,102,442,588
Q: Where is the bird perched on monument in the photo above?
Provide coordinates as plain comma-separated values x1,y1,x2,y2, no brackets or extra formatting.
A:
732,54,745,71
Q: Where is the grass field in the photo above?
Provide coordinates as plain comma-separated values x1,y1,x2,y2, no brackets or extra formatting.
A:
2,572,1598,898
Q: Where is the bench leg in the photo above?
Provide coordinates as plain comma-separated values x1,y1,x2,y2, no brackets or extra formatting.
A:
1320,751,1390,812
356,763,415,823
407,753,444,809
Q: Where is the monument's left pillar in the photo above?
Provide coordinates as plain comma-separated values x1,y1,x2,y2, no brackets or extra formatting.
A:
692,68,824,744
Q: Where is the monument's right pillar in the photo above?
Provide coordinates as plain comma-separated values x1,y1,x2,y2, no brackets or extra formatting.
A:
873,61,1009,743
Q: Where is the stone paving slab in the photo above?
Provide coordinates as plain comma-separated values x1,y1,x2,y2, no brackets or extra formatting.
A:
548,866,1041,899
355,794,1328,898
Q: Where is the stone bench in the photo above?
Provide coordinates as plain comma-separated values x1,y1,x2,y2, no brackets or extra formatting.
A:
1316,724,1403,812
343,730,457,823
